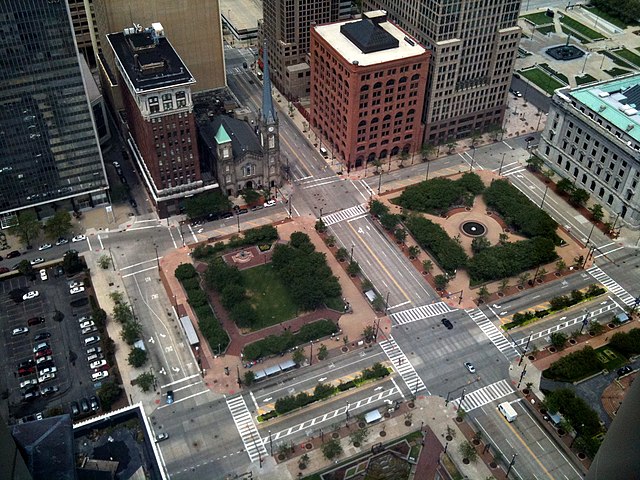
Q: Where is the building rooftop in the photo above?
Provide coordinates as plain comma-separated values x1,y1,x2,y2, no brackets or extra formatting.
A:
314,10,425,66
107,24,195,92
199,116,263,159
567,73,640,144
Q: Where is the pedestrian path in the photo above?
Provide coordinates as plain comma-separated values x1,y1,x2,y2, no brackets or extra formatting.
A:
226,394,268,463
451,379,515,412
379,336,428,395
465,309,519,360
390,302,454,325
321,204,368,226
587,265,635,307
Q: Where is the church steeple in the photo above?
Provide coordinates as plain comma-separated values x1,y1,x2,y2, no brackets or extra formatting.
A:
261,41,277,125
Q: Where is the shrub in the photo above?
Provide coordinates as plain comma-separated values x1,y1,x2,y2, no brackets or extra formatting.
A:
404,215,468,273
128,347,148,368
609,328,640,355
175,263,198,281
543,346,601,381
314,383,337,400
395,173,484,214
550,332,568,349
369,199,389,217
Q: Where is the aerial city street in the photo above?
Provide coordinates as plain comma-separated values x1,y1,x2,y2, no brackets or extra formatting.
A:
1,0,640,479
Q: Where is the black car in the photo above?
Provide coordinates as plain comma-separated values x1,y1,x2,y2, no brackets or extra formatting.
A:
617,365,633,376
237,208,249,215
221,212,233,219
34,332,51,342
441,318,454,330
6,250,21,259
70,402,80,416
80,398,90,413
130,198,137,208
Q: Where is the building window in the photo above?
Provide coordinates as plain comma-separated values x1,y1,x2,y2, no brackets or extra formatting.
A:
149,96,159,114
176,91,186,108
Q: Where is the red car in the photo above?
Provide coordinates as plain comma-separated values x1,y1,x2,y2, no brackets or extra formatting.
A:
0,267,10,274
18,366,36,377
35,348,52,359
93,364,110,373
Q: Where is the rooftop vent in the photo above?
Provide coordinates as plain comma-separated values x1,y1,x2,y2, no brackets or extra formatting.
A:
404,36,415,46
598,91,610,98
625,108,638,116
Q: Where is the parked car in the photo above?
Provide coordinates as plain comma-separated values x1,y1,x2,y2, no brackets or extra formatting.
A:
17,359,35,369
84,336,100,346
464,362,476,374
90,359,107,369
90,396,100,411
23,391,40,401
38,372,56,384
264,199,276,207
91,371,109,381
41,386,59,396
33,342,50,353
87,353,103,363
35,348,52,359
39,269,48,281
71,234,86,242
70,401,80,416
38,244,52,251
27,316,45,326
70,286,85,295
18,366,36,377
156,432,169,442
6,250,21,259
54,265,65,277
0,267,10,274
38,366,57,375
36,355,53,365
81,326,97,335
23,291,39,300
30,257,44,265
166,390,174,404
55,238,69,246
618,365,633,376
33,332,51,342
20,379,38,389
80,398,90,413
79,320,95,329
86,346,102,356
69,281,84,289
12,327,29,336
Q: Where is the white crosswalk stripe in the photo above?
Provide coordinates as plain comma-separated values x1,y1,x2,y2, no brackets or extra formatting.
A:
587,265,635,306
321,204,368,226
390,302,454,325
465,309,519,360
451,379,515,412
226,395,268,463
379,336,428,395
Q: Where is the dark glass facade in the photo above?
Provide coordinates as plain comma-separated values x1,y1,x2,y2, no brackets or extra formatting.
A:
0,0,108,215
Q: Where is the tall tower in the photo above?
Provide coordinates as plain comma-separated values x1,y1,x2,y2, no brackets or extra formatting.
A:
363,0,521,144
258,44,281,189
0,0,109,220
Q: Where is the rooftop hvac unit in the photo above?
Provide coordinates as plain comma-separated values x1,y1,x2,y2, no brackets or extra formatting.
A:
625,108,638,115
598,91,610,98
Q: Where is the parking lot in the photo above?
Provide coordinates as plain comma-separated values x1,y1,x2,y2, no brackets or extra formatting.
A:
0,256,107,423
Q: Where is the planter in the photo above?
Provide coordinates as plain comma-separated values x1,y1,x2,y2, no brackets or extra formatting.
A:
548,347,557,353
569,339,577,345
557,428,566,437
408,402,415,409
490,462,498,469
523,388,530,396
278,454,286,461
379,431,386,437
446,435,453,441
517,285,524,290
405,421,412,427
455,417,463,423
305,443,313,450
528,355,535,361
332,432,340,439
555,272,562,277
341,346,349,353
358,421,366,429
608,323,616,329
578,452,587,460
472,439,480,446
384,412,391,418
353,442,360,448
589,332,596,337
497,292,505,297
462,458,470,464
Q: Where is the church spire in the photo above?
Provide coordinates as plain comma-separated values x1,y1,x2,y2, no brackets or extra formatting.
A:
261,41,277,125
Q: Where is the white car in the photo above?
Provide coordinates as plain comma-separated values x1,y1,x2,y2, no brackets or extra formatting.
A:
70,286,85,295
41,386,59,396
12,327,29,336
78,316,92,324
39,269,48,281
23,291,39,300
36,355,53,365
81,326,97,335
38,372,56,384
55,238,68,246
84,336,100,346
69,281,84,288
79,320,95,329
87,353,103,363
264,199,276,207
38,244,52,251
90,359,107,369
30,258,45,265
71,234,86,242
20,379,38,389
112,161,120,168
464,362,476,374
38,366,57,375
91,371,109,381
33,342,49,353
86,346,101,355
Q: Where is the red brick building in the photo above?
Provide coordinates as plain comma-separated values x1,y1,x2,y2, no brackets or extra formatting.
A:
310,11,429,170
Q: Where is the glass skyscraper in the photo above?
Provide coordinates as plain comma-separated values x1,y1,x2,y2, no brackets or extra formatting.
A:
0,0,108,217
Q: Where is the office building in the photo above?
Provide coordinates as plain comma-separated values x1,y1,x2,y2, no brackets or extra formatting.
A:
537,74,640,227
108,23,219,218
310,11,429,170
0,0,109,222
364,0,521,144
94,0,226,105
259,0,352,99
68,0,100,68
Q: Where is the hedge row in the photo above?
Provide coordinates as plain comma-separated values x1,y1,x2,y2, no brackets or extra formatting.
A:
484,179,560,243
404,215,468,274
395,173,485,214
609,328,640,355
543,346,602,382
242,319,338,361
467,237,558,283
175,263,230,351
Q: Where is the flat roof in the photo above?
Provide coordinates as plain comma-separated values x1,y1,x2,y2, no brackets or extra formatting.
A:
220,0,260,35
568,73,640,143
107,28,195,92
314,11,426,66
179,315,199,346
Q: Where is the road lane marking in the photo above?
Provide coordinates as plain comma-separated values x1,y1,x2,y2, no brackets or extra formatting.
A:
226,395,268,463
452,380,514,411
97,234,104,250
157,389,209,408
120,258,162,270
160,373,201,389
390,302,454,325
122,266,157,278
379,337,428,395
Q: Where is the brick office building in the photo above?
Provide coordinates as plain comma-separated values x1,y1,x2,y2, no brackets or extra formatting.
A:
108,23,219,217
310,11,429,170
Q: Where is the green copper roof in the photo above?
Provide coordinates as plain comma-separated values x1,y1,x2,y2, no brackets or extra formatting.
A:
214,124,231,144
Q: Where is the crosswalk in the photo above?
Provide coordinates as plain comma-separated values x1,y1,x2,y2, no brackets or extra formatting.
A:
321,204,368,226
226,395,268,463
465,309,519,360
379,336,428,395
451,379,515,412
390,302,454,325
587,265,635,307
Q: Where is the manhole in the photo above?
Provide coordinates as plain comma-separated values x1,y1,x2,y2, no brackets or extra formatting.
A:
460,221,487,237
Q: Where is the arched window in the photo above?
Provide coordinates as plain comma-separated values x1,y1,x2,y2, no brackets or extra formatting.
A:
374,82,382,89
386,79,395,86
383,115,391,122
408,109,415,115
360,84,369,92
399,76,407,83
395,112,403,118
411,74,420,81
358,120,367,127
371,117,379,124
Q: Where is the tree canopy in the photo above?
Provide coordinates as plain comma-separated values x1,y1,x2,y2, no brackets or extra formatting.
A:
395,173,485,214
9,211,41,247
183,190,232,219
44,210,73,240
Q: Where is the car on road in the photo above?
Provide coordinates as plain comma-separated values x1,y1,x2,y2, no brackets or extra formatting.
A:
23,291,39,300
12,327,29,336
618,365,633,376
38,244,52,251
86,346,101,355
33,342,49,353
90,359,107,369
71,235,86,242
166,390,174,404
30,258,45,265
20,379,38,389
55,238,69,246
38,372,56,384
70,286,85,295
441,318,453,330
82,326,97,335
84,336,100,346
464,362,476,374
39,269,48,281
79,320,94,329
27,316,45,326
264,199,276,207
33,332,51,342
41,386,59,396
156,432,169,442
6,250,21,259
35,348,52,359
221,212,233,219
90,396,100,411
91,371,109,381
237,208,248,214
112,161,120,168
525,136,535,142
513,90,522,97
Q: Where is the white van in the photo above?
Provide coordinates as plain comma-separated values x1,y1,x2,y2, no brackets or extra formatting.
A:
319,147,328,158
498,401,518,422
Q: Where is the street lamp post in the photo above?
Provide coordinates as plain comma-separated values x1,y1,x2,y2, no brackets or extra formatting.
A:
350,243,354,263
580,310,589,334
498,152,506,175
309,341,313,366
237,213,240,233
506,453,518,476
469,146,476,172
540,185,549,208
586,222,596,244
377,168,383,194
154,243,160,270
269,430,273,456
288,194,293,217
425,160,431,181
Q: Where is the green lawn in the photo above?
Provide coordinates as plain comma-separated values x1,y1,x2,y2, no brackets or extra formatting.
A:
604,51,636,69
594,345,627,371
522,12,555,26
614,48,640,67
586,6,630,29
561,25,590,43
537,24,556,35
576,73,598,85
605,67,632,78
520,67,566,95
560,15,606,40
240,264,298,329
